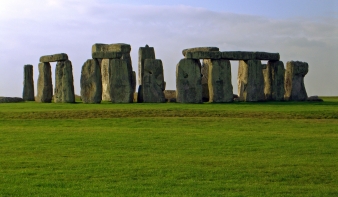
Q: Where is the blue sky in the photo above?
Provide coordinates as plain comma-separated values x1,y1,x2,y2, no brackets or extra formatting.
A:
0,0,337,97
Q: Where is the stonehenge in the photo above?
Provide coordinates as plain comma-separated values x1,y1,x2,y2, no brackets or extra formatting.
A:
80,59,102,104
23,65,35,101
284,61,308,101
22,44,312,104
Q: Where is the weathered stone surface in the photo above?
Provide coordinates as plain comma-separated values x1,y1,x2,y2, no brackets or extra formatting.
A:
36,62,53,103
132,71,136,93
80,59,102,104
182,47,219,56
101,59,111,101
284,61,308,101
201,61,209,102
138,45,155,85
92,52,122,59
142,59,165,103
92,43,131,54
40,53,68,63
164,90,176,102
307,95,323,102
263,61,285,101
0,97,24,103
238,60,265,102
109,59,134,103
54,60,75,103
205,59,233,103
23,65,35,101
221,51,279,60
176,59,202,103
185,51,221,59
137,85,143,103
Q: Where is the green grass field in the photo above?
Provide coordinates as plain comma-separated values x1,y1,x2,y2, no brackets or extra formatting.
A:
0,98,337,196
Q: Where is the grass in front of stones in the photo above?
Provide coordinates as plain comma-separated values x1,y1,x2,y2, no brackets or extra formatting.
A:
0,98,337,196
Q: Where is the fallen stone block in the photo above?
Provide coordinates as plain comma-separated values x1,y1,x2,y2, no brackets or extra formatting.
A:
284,61,308,101
307,95,323,102
40,53,68,63
176,59,202,103
80,59,102,104
182,47,219,56
0,97,24,103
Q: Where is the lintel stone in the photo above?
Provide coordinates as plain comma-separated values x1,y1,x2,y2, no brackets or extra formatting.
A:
221,51,279,60
92,51,123,59
40,53,68,63
182,47,219,56
185,51,221,59
92,43,131,53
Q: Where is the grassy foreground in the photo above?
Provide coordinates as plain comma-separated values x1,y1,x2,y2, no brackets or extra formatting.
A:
0,97,338,196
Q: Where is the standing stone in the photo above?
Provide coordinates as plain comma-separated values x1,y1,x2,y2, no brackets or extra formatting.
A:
201,61,209,102
132,71,136,93
176,59,202,103
205,59,233,103
263,61,285,101
284,61,308,101
238,60,265,102
80,59,102,104
138,45,155,85
36,62,53,103
109,59,133,103
101,59,111,101
142,59,165,103
54,60,75,103
23,65,35,101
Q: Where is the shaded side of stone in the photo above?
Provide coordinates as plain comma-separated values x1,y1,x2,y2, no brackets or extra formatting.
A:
221,51,279,60
182,47,219,56
109,59,133,103
268,61,285,101
206,59,233,103
40,53,68,63
132,71,136,93
80,59,102,104
0,97,24,103
201,61,209,102
284,61,308,101
138,45,155,85
142,59,165,103
23,65,35,101
54,60,75,103
137,85,143,103
36,62,53,103
238,60,265,102
176,59,202,103
92,52,122,59
185,51,221,59
101,59,111,101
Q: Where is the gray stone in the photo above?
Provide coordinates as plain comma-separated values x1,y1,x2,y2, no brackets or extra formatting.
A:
176,59,202,103
0,97,24,103
205,59,233,103
92,43,131,54
54,60,75,103
22,65,35,101
80,59,102,104
138,45,155,85
185,51,221,59
284,61,308,101
92,52,122,59
36,62,53,103
132,71,136,93
164,90,176,101
101,59,111,101
201,61,209,102
137,85,143,103
263,61,285,101
109,59,134,103
238,60,265,102
182,47,219,56
307,95,323,102
142,59,165,103
221,51,279,60
40,53,68,63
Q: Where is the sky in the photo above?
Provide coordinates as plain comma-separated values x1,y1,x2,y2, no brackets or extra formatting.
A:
0,0,337,97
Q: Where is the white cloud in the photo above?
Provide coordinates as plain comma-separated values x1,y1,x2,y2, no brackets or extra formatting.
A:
0,1,337,97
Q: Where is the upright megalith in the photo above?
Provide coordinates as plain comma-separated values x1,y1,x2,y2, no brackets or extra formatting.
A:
132,71,136,93
109,59,134,103
205,59,233,103
23,65,35,101
54,60,75,103
263,61,285,101
176,59,202,103
36,62,53,103
138,45,155,85
284,61,308,101
80,59,102,104
101,59,111,101
201,61,209,102
238,60,265,102
142,59,165,103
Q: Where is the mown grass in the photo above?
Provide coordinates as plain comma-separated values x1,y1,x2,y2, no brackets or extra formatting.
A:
0,98,337,196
